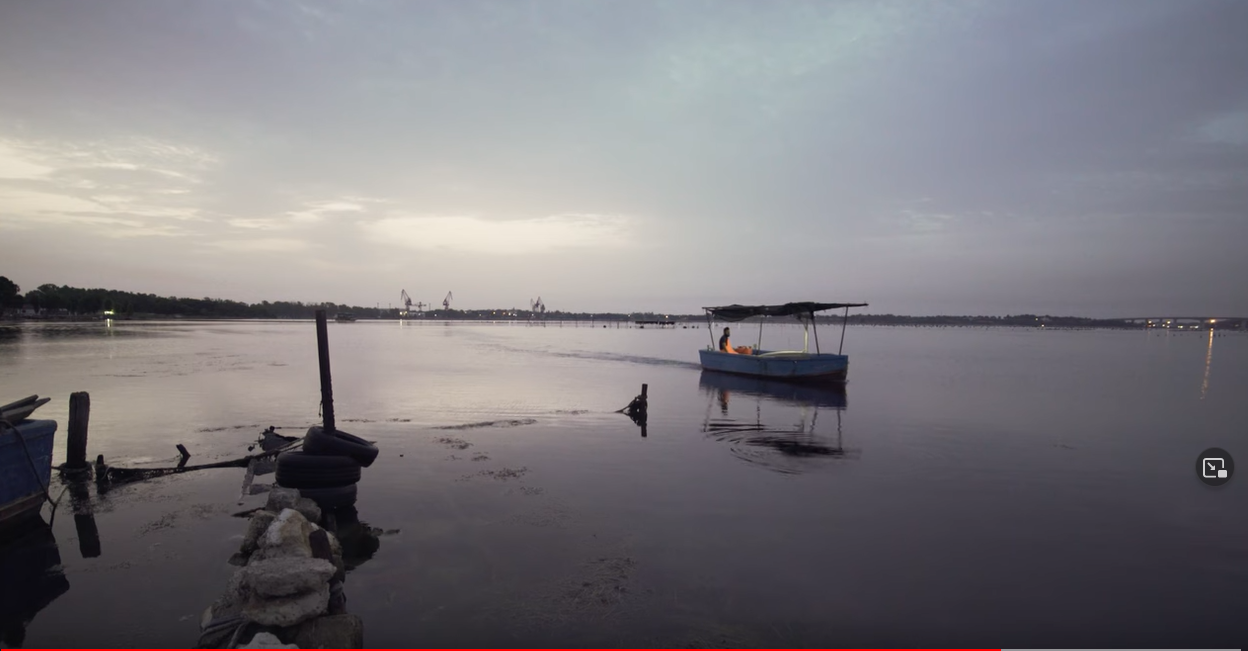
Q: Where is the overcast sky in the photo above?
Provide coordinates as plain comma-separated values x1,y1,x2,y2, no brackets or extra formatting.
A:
1,0,1245,316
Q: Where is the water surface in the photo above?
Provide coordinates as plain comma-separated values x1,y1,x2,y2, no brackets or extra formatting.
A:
1,320,1245,647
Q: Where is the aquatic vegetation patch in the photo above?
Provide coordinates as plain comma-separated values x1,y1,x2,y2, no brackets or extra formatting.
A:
460,466,530,481
436,418,538,430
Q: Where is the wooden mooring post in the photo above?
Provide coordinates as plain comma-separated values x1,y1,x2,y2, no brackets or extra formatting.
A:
315,309,336,433
66,391,90,470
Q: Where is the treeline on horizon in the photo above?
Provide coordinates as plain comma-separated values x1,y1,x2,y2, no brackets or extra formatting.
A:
1,278,1240,329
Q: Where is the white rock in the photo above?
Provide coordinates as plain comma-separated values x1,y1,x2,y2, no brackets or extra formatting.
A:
255,509,313,560
243,582,330,628
265,487,301,513
295,497,322,524
241,557,336,599
241,510,278,555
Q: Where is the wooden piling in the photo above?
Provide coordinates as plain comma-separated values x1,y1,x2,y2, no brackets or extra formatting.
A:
66,391,90,470
315,309,336,432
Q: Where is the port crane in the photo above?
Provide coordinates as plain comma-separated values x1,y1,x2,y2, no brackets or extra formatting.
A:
442,291,453,312
529,297,546,320
400,289,413,318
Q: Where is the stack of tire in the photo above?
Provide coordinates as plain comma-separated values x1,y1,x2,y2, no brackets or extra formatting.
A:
275,426,379,511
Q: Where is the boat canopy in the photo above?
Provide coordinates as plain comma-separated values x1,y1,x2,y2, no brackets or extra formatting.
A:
702,302,869,322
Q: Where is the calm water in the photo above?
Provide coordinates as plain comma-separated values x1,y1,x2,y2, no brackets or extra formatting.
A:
1,320,1245,648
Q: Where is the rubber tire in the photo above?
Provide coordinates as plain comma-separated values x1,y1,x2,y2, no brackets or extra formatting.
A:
304,426,380,468
275,451,361,488
298,483,358,510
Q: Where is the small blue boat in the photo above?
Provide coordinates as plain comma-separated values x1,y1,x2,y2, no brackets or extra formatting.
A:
1,416,57,527
698,301,868,383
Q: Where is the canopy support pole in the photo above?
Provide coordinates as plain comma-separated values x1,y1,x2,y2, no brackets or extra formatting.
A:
705,311,715,349
838,305,849,355
811,311,821,354
757,318,763,351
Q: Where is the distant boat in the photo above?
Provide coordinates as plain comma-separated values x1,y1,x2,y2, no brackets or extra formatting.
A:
698,301,868,383
334,313,357,323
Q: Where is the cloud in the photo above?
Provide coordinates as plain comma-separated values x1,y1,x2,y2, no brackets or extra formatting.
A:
205,238,314,253
0,143,54,179
285,199,370,223
227,217,288,230
0,134,216,236
1194,110,1248,146
896,209,960,234
360,213,631,255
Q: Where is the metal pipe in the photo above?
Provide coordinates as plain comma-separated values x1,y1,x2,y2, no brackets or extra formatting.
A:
838,305,849,354
811,311,820,354
315,310,336,432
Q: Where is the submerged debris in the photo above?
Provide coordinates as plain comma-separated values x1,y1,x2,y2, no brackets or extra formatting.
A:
435,418,537,431
461,466,530,482
434,436,472,450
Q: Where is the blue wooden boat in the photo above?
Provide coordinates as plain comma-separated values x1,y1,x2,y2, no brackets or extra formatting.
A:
0,419,57,527
699,301,868,383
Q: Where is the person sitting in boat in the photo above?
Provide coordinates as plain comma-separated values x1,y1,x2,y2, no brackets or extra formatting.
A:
718,327,753,355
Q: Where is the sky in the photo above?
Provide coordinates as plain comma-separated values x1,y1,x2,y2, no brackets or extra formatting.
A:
1,0,1245,316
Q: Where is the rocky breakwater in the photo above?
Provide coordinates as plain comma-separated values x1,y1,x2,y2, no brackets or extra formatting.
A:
198,488,363,649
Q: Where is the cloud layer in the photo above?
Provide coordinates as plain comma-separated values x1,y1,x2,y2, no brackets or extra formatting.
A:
1,0,1245,315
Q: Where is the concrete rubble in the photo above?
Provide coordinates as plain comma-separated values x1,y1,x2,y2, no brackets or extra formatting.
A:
198,490,363,648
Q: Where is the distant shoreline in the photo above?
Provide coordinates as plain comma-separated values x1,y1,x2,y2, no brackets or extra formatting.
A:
3,280,1243,331
2,313,1243,332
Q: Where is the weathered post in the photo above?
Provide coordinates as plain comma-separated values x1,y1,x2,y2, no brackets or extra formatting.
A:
315,309,336,433
66,391,90,470
637,384,648,436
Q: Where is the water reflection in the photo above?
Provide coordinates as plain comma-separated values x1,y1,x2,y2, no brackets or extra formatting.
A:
1200,330,1213,400
0,322,173,347
330,506,383,571
0,516,70,648
697,371,856,474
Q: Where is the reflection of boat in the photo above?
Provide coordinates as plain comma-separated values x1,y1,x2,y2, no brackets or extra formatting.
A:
699,370,857,474
1,418,57,527
334,313,358,323
0,516,70,647
698,301,868,382
698,370,847,409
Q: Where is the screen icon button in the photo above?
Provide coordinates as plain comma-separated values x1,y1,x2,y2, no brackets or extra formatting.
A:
1197,448,1234,487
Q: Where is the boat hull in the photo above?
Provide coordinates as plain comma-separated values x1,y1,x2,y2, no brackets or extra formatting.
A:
698,349,849,382
698,370,847,408
1,419,56,528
